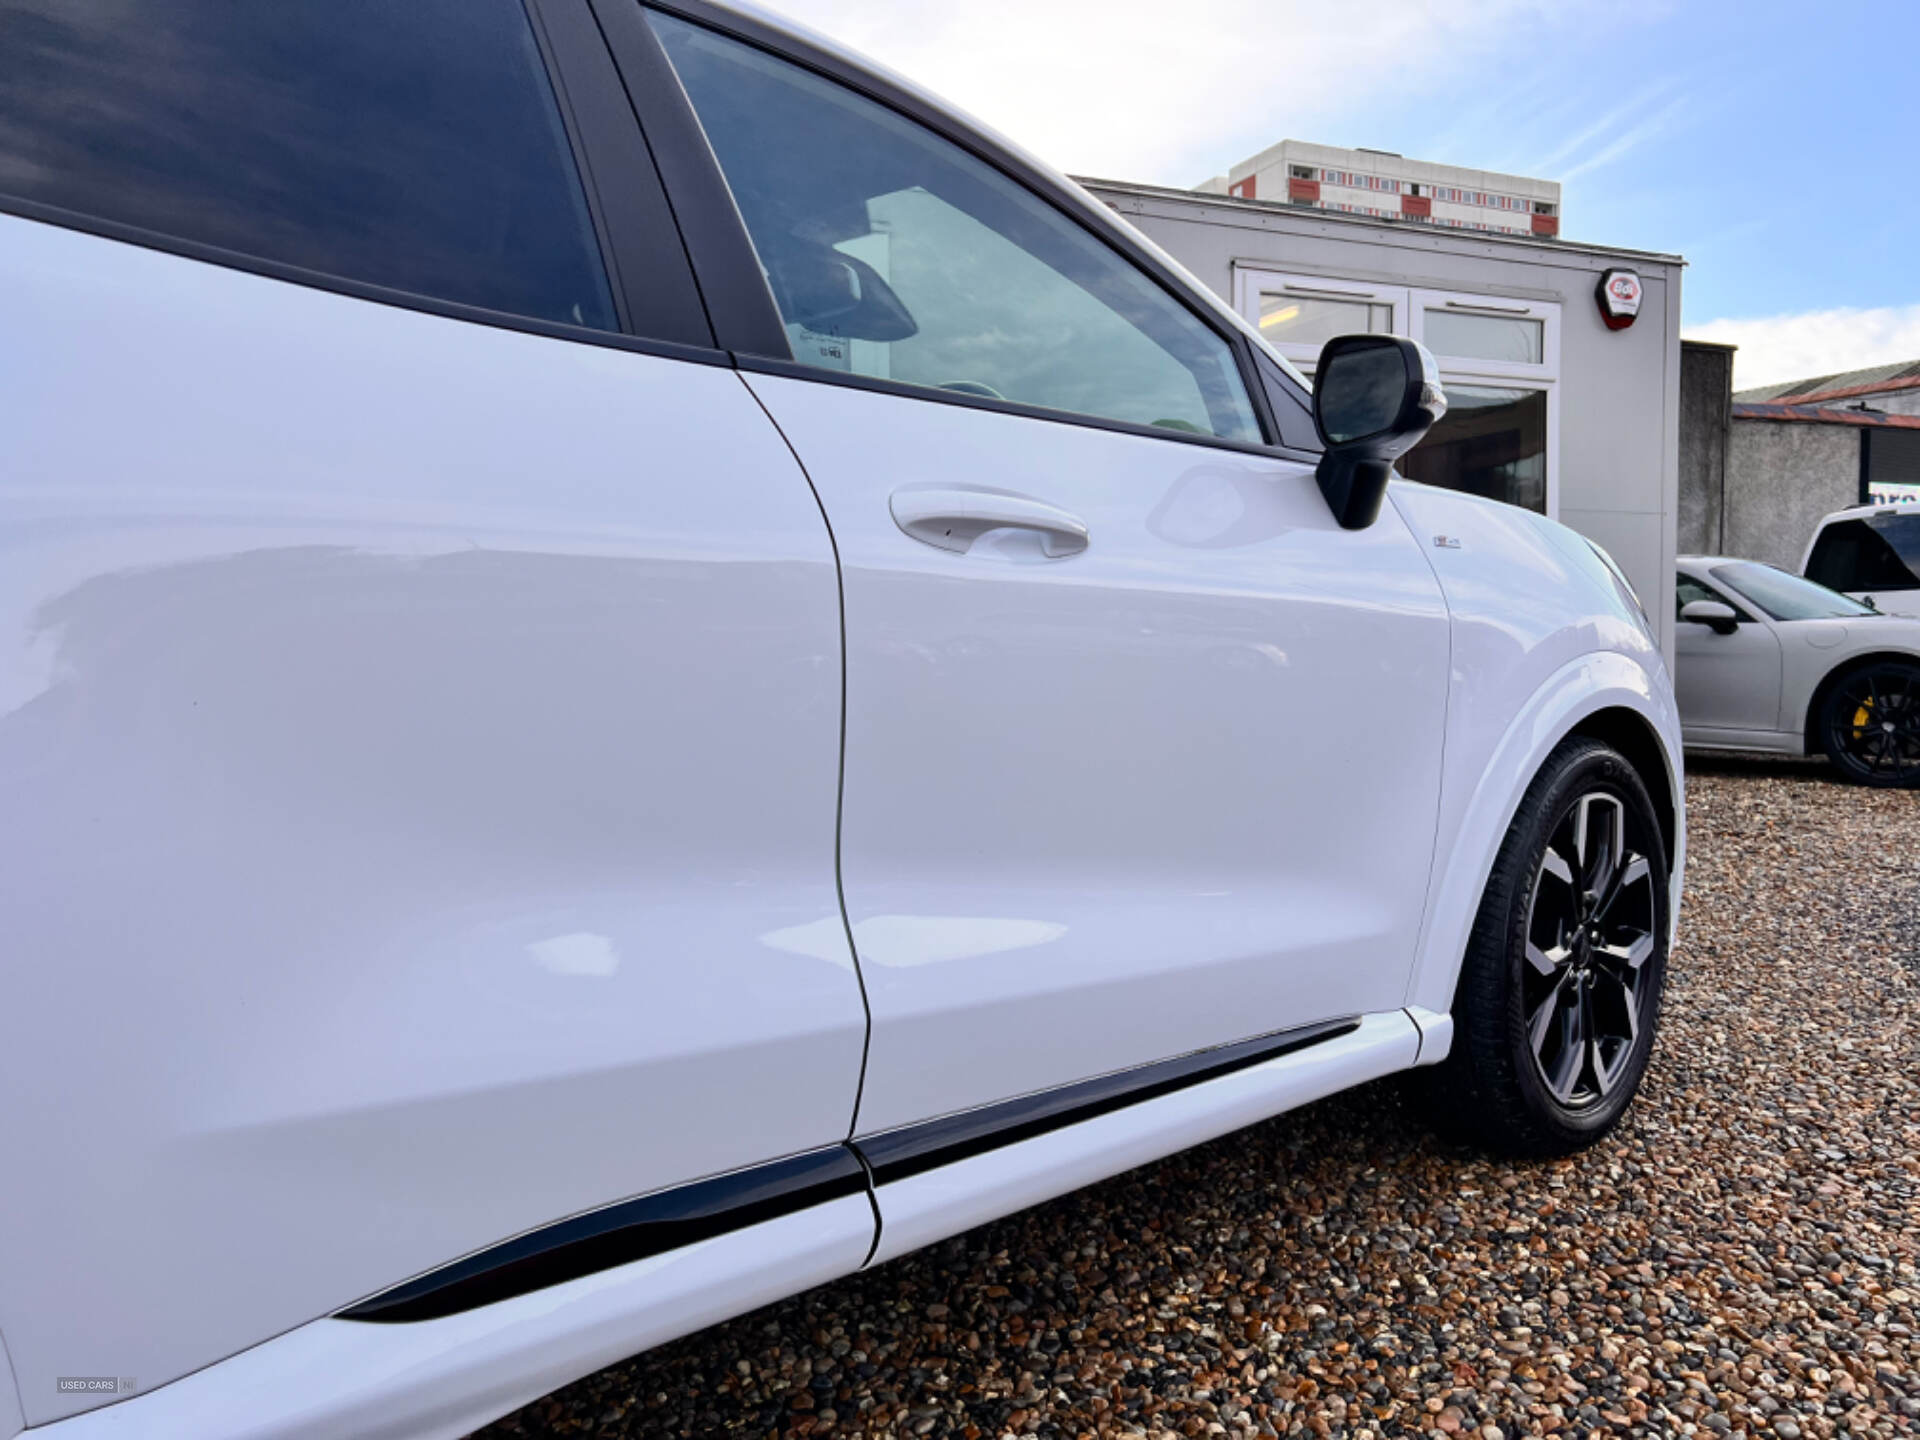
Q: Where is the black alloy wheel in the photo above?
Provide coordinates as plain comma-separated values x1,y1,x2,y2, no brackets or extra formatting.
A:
1521,791,1659,1109
1821,661,1920,788
1419,735,1670,1156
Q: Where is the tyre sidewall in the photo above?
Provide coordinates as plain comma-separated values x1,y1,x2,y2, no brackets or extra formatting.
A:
1495,742,1671,1149
1820,662,1920,789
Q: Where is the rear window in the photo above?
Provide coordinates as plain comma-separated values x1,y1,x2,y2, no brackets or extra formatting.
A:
1806,513,1920,594
0,0,616,330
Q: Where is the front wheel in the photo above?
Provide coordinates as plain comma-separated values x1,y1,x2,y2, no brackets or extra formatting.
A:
1418,736,1670,1156
1818,661,1920,787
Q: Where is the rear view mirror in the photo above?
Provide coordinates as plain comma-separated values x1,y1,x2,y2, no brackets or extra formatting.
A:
765,247,917,343
1311,335,1446,529
1680,599,1739,635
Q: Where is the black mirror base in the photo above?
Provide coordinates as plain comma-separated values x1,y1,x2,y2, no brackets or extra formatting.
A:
1316,454,1393,531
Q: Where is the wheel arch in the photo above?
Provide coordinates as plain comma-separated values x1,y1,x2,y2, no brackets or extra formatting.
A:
1800,650,1920,755
1569,705,1677,869
1402,651,1685,1025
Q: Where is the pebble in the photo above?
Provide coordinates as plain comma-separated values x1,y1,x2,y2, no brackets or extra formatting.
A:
477,757,1920,1438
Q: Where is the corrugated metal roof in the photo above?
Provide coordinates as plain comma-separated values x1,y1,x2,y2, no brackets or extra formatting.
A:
1734,358,1920,403
1732,401,1920,429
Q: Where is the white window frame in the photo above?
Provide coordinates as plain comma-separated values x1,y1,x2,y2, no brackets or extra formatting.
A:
1407,287,1561,518
1231,266,1563,518
1231,268,1405,372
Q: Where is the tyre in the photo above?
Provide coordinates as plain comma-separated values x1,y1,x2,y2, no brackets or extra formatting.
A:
1817,660,1920,788
1419,735,1670,1157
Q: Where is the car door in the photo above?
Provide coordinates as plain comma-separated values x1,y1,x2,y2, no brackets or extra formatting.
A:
632,5,1453,1135
0,0,867,1417
1674,570,1784,731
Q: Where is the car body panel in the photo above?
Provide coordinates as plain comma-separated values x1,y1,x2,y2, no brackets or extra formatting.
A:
28,1197,879,1440
1676,555,1920,752
0,0,1692,1432
743,372,1452,1135
0,215,867,1421
865,1011,1419,1267
1675,610,1786,730
0,1332,22,1440
1388,483,1685,1018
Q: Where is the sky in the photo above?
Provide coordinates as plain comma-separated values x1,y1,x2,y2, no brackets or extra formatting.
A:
755,0,1920,391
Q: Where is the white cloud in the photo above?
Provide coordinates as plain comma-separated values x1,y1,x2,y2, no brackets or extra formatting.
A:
749,0,1604,185
1686,305,1920,392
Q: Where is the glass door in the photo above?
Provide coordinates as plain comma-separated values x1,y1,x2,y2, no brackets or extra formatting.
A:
1232,270,1563,516
1405,289,1560,516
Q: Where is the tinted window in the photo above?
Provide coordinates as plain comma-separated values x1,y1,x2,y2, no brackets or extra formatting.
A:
1257,356,1321,452
648,13,1260,443
1675,572,1747,621
1711,562,1875,622
1805,515,1920,593
1400,385,1548,513
0,0,615,329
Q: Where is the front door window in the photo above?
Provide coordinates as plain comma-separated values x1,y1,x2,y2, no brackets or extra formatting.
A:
650,11,1262,444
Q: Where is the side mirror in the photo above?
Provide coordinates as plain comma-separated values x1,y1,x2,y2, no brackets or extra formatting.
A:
1680,599,1739,635
1311,335,1446,529
765,247,917,343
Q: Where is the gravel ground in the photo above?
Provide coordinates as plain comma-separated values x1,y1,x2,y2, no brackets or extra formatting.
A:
479,756,1920,1440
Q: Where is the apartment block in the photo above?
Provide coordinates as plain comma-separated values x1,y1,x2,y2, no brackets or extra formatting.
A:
1200,140,1561,238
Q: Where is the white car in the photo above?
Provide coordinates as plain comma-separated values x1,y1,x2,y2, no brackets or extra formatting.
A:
1802,501,1920,618
0,2,1683,1437
1677,555,1920,785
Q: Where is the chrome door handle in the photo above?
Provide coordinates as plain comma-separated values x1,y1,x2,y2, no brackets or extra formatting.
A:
888,486,1088,558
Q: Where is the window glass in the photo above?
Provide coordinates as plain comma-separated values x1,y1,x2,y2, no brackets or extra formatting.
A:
1399,384,1548,512
1257,292,1392,351
1422,308,1544,364
0,0,615,329
1711,563,1875,622
1805,515,1920,593
1675,573,1746,621
649,13,1260,443
1256,357,1320,452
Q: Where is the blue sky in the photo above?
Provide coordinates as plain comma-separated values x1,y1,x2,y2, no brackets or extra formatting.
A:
767,0,1920,388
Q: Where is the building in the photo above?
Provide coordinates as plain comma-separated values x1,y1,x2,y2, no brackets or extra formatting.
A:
1084,176,1681,659
1197,140,1560,239
1737,359,1920,418
1677,356,1920,566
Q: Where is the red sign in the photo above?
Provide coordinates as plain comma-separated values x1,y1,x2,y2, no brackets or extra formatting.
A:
1596,268,1642,331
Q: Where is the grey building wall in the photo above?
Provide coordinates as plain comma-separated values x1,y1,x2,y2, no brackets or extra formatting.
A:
1722,421,1860,568
1084,180,1683,661
1678,341,1734,555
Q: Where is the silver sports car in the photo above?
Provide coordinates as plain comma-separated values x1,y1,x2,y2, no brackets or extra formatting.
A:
1676,555,1920,787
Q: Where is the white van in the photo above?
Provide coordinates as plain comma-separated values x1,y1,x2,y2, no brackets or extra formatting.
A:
1802,501,1920,617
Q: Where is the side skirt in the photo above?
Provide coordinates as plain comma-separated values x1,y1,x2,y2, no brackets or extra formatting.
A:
853,1017,1359,1185
338,1017,1366,1323
41,1014,1416,1440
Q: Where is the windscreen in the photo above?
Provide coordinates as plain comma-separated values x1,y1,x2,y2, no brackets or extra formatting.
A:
1712,562,1877,622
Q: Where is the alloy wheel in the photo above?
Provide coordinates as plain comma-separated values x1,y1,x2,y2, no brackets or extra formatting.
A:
1826,665,1920,785
1521,790,1658,1109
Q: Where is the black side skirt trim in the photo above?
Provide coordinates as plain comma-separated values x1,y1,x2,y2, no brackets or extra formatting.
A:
337,1145,866,1323
338,1019,1357,1322
852,1017,1360,1186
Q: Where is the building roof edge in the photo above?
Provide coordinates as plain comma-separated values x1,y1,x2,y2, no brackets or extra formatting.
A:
1075,177,1686,266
